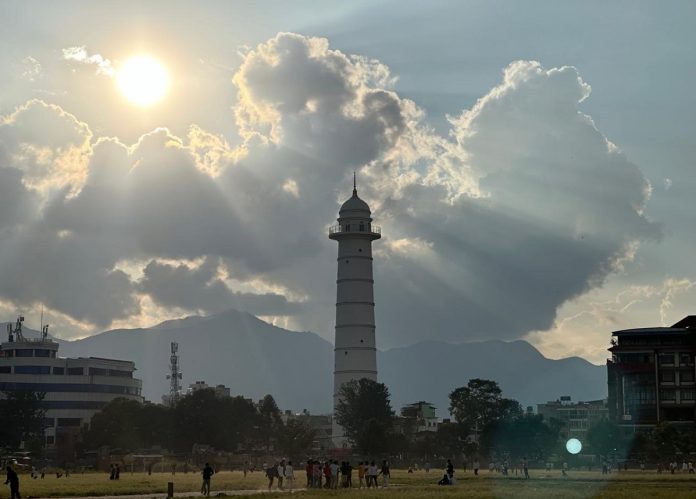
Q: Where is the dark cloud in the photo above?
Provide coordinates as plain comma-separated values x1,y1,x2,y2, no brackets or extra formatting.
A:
139,258,300,316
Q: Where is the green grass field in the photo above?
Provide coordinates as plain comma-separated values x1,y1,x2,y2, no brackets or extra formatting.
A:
12,469,696,498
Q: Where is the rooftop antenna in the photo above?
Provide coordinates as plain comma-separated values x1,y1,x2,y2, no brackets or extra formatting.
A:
166,342,183,405
353,171,357,196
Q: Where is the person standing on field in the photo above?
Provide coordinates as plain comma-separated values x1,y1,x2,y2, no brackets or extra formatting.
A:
285,461,294,490
5,465,20,499
201,462,214,496
380,460,390,488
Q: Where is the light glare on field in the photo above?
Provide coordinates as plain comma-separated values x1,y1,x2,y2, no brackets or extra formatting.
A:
566,438,582,454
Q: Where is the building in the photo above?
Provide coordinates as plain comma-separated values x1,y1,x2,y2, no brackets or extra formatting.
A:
400,401,439,433
328,176,381,446
607,316,696,428
537,396,608,442
187,380,231,397
0,317,142,449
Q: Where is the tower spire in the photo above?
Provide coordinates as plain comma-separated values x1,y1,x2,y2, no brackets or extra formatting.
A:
353,171,357,197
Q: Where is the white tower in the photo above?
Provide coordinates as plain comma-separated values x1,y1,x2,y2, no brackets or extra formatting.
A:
329,175,381,446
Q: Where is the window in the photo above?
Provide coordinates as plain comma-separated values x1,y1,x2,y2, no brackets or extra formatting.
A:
660,371,675,383
680,371,695,383
659,354,675,366
53,367,64,375
681,389,695,401
34,349,50,357
359,223,365,231
45,436,55,445
67,367,84,375
662,389,677,401
14,366,51,375
345,224,351,232
0,366,10,374
108,370,132,378
15,349,33,357
43,418,54,428
89,367,108,376
680,353,693,366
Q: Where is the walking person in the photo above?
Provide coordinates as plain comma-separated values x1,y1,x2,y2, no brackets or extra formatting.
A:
5,466,21,499
330,460,339,489
473,459,480,476
346,461,353,488
265,462,277,491
380,460,390,488
446,459,454,482
201,462,214,496
358,461,365,488
285,461,294,491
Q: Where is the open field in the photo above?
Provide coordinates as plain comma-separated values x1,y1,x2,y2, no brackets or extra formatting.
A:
13,469,696,499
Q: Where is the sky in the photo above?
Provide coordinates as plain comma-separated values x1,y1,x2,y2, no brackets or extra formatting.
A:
1,0,695,364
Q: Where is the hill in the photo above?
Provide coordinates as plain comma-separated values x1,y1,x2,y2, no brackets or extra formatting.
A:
5,310,607,415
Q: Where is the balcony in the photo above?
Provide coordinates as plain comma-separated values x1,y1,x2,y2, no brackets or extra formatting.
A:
329,224,381,237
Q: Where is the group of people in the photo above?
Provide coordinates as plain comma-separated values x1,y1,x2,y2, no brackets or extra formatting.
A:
264,460,294,491
659,460,695,474
298,459,390,489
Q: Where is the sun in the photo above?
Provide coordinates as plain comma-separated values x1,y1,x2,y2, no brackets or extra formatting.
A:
117,55,170,107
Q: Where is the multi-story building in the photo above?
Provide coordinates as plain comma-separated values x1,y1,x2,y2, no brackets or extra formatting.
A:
607,316,696,429
400,401,439,433
0,318,143,449
537,396,608,441
187,380,231,397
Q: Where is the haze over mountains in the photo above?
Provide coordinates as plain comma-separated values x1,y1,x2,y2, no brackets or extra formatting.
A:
7,309,607,415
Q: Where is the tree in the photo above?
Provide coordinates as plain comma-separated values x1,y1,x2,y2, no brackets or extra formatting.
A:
0,390,45,450
587,419,624,458
449,379,521,430
276,419,317,459
481,414,559,461
335,378,395,455
258,394,283,451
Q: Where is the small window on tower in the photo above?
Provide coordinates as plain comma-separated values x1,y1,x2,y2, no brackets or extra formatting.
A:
345,260,349,264
360,339,364,343
358,248,362,252
345,351,348,355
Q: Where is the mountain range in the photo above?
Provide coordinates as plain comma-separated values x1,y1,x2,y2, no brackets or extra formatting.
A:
4,309,608,416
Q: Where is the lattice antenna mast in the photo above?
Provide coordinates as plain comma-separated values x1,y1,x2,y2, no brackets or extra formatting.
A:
166,342,182,404
7,316,25,343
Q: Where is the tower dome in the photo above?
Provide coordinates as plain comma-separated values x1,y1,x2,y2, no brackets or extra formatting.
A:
339,189,371,216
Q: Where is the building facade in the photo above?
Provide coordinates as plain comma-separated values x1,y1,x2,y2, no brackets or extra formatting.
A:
400,401,439,433
0,318,143,449
607,316,696,428
537,396,608,442
328,179,381,446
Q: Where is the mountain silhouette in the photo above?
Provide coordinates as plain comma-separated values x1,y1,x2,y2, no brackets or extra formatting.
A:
4,309,607,415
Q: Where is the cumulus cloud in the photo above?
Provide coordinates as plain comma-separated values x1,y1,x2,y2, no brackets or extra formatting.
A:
0,33,660,347
62,46,114,76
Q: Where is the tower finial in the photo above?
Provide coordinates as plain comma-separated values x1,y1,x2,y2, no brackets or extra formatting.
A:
353,171,357,197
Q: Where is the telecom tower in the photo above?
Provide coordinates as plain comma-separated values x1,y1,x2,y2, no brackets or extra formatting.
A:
328,175,381,446
166,342,182,405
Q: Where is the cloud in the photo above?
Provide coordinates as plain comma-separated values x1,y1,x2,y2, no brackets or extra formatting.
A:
62,46,114,76
21,56,42,82
0,34,659,348
526,277,696,363
0,99,92,192
139,258,301,316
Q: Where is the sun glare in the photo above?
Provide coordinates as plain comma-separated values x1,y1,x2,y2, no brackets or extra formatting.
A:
117,55,169,107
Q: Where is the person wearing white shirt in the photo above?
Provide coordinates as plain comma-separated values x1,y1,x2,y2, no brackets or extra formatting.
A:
330,460,339,489
285,461,294,490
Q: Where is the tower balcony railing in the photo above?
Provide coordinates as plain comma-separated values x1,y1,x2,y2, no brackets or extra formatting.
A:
329,224,381,236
